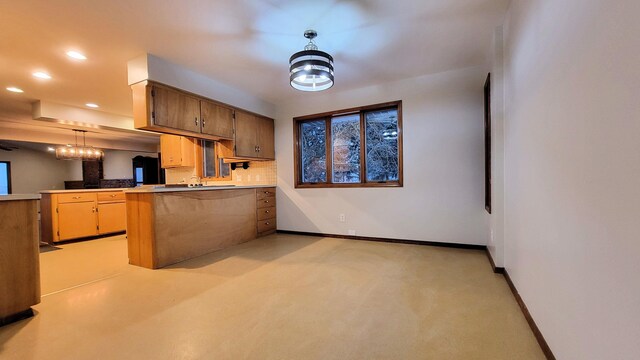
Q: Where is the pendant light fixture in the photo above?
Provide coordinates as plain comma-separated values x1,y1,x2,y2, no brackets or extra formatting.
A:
289,30,334,92
55,130,104,161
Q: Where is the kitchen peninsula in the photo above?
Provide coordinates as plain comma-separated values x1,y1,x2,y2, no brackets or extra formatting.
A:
125,185,276,269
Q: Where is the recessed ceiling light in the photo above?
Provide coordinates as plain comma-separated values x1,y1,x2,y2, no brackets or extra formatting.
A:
66,50,87,60
33,71,52,79
6,87,24,93
85,103,99,108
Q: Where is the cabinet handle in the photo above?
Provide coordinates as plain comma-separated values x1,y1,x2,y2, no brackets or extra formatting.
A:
265,210,270,213
92,207,96,213
72,196,81,199
202,118,206,126
195,117,199,126
265,222,270,225
110,194,117,197
265,200,269,203
255,146,258,152
257,146,261,152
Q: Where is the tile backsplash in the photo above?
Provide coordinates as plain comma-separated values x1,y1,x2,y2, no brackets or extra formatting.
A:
164,161,277,186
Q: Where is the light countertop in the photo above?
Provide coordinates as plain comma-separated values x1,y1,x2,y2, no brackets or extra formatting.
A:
125,184,276,193
40,188,130,194
0,194,41,201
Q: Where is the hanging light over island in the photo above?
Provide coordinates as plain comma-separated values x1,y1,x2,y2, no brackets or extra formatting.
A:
289,30,334,92
55,129,104,161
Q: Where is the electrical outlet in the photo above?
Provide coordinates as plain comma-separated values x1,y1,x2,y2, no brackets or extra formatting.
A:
348,230,356,236
339,214,346,222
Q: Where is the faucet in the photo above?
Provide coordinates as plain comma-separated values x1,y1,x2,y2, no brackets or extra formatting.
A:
189,175,203,187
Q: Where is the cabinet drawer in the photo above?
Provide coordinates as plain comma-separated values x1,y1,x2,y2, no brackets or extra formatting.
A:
57,193,97,204
257,196,275,208
257,206,276,221
97,192,125,203
256,188,276,200
257,218,276,233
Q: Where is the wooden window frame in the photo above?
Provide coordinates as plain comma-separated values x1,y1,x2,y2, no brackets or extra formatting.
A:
0,161,11,195
293,100,403,189
195,140,232,182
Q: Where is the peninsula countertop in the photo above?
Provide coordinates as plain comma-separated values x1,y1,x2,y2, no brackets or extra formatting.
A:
40,188,130,194
124,184,276,194
0,194,41,201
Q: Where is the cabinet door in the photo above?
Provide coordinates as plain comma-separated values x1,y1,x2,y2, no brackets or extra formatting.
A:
234,110,259,158
98,202,126,234
160,135,196,168
160,135,181,168
257,117,275,159
201,100,234,138
152,85,201,133
58,202,98,241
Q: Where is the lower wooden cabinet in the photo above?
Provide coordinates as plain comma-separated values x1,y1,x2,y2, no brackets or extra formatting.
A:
98,202,127,235
0,198,40,325
41,190,127,243
256,187,276,236
58,201,98,241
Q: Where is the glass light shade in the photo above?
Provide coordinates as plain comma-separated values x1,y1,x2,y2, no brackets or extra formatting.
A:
56,146,104,161
289,50,334,91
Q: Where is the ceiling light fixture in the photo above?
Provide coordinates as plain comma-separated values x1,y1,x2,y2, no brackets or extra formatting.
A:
66,50,87,60
289,30,334,92
6,87,24,93
33,71,52,79
55,129,103,161
85,103,99,108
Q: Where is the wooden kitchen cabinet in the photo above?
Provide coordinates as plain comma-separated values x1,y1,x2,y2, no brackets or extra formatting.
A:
160,134,196,168
132,80,275,161
58,201,98,241
200,100,234,138
0,197,40,326
234,110,275,160
40,190,128,243
132,81,235,140
98,202,127,234
150,83,201,133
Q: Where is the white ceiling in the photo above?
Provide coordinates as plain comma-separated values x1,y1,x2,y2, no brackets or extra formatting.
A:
0,0,509,119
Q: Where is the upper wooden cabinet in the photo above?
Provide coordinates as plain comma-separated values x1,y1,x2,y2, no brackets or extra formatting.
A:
132,81,236,140
132,80,275,160
160,135,196,168
151,84,201,133
234,110,275,160
200,100,234,138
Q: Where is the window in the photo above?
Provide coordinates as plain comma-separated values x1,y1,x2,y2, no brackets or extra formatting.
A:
294,101,403,188
197,140,231,181
0,161,11,195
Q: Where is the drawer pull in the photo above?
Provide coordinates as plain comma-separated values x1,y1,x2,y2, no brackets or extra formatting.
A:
265,210,269,213
265,222,270,225
264,200,269,203
72,196,81,199
110,194,117,197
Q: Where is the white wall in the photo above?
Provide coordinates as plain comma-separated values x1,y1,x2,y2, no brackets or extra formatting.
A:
103,150,157,179
66,150,158,180
502,0,640,358
275,66,488,245
0,147,69,194
488,26,506,267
